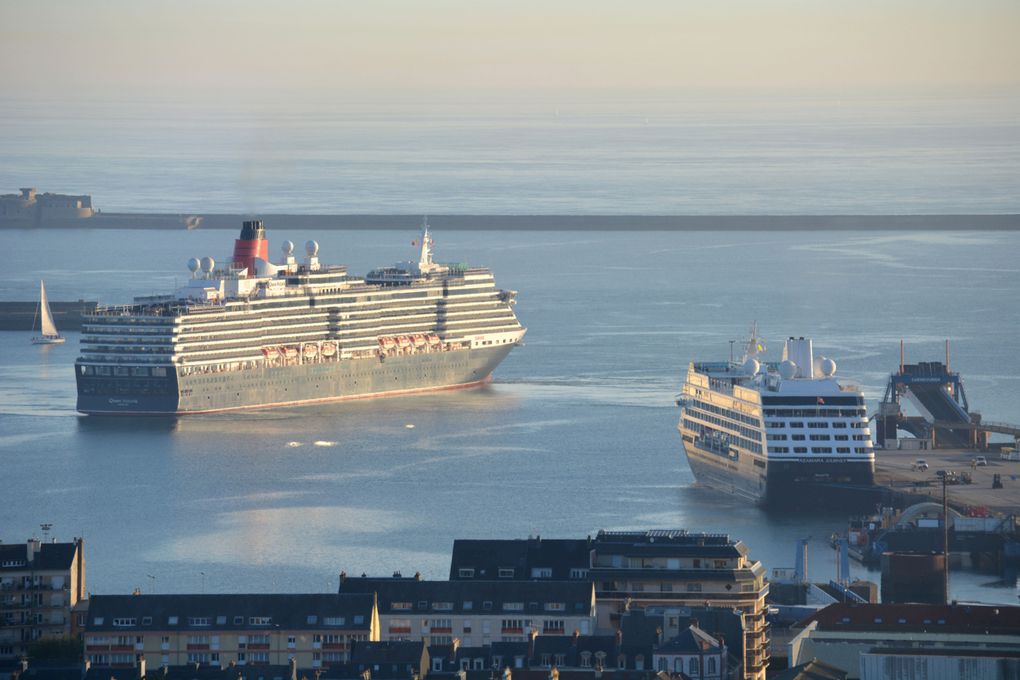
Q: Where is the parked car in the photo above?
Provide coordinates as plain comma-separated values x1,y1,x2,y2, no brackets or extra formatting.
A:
974,456,988,467
914,459,929,471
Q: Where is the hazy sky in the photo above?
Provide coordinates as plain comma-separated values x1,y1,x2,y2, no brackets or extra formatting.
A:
2,0,1018,101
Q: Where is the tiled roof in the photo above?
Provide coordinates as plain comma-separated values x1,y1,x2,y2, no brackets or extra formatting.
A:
339,577,593,615
0,541,79,572
798,602,1020,635
84,594,375,632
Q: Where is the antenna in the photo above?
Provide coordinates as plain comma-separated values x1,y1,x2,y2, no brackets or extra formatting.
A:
900,339,905,374
945,339,950,372
40,523,52,542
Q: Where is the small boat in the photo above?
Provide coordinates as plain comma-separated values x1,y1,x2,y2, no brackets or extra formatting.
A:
32,280,65,345
321,342,337,357
426,334,441,346
303,343,318,359
411,334,427,347
396,336,412,348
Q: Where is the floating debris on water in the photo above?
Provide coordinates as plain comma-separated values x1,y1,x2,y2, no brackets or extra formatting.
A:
313,440,336,447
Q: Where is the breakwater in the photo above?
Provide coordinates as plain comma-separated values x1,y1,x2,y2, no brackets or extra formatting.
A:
2,213,1020,230
0,300,97,331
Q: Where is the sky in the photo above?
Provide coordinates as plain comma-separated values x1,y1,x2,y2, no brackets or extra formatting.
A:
2,0,1019,102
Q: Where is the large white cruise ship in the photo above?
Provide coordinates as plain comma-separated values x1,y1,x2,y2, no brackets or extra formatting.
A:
75,219,525,415
676,327,875,507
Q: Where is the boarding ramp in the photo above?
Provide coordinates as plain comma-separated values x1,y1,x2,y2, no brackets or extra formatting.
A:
876,358,974,448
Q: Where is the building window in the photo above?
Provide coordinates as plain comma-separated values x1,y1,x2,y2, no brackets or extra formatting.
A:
249,617,271,626
458,569,475,578
503,602,523,611
391,602,412,611
188,617,210,626
167,617,178,625
708,657,717,674
463,601,473,611
324,617,346,626
569,568,589,579
686,583,702,592
112,618,137,627
674,658,683,673
142,617,152,626
288,636,296,648
580,652,592,668
432,602,453,611
530,568,552,578
689,658,699,676
498,568,515,578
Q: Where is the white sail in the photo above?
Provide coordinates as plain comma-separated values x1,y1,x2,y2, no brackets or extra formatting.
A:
39,280,59,337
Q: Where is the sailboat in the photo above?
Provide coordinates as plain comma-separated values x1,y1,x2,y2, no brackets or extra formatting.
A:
32,280,65,345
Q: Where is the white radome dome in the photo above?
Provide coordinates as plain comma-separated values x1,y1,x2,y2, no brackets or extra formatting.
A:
187,257,200,273
779,359,798,380
820,357,837,377
305,240,319,257
281,240,294,256
200,256,215,273
742,357,760,376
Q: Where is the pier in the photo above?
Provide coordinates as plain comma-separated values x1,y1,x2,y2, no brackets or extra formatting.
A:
875,447,1020,515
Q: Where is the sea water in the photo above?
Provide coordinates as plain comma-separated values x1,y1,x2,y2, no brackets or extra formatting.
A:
1,227,1018,603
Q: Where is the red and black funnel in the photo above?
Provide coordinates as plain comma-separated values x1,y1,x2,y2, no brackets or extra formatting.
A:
233,219,268,275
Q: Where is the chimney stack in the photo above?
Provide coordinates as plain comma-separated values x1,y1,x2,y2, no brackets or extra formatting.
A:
26,539,41,564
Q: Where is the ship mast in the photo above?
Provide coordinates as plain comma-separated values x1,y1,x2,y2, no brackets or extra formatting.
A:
740,321,765,363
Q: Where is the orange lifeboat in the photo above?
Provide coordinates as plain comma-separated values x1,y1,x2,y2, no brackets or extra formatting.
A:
396,336,412,348
303,343,318,359
411,334,427,347
426,334,441,346
321,342,337,357
379,337,397,349
281,346,299,361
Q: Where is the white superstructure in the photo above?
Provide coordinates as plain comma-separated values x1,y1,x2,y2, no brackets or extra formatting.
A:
677,327,875,506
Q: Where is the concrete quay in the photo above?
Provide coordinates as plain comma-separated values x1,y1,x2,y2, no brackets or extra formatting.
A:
875,447,1020,515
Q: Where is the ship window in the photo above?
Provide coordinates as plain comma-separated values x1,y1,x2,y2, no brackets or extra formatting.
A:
788,421,803,428
794,447,807,453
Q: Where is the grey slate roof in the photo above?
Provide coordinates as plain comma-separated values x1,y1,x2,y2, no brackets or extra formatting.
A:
653,627,721,655
339,577,593,615
449,539,592,580
351,640,427,666
85,594,375,632
0,541,79,572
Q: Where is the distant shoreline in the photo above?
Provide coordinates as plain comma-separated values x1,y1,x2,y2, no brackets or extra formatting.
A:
2,213,1019,230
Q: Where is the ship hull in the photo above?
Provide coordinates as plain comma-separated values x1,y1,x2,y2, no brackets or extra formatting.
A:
76,344,515,415
681,438,876,509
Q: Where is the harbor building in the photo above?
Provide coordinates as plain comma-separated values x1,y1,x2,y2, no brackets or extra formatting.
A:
337,574,596,646
82,594,379,671
0,538,86,662
788,602,1020,679
0,188,94,223
449,531,769,680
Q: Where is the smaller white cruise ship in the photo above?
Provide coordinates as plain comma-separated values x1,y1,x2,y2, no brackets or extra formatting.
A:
676,326,875,507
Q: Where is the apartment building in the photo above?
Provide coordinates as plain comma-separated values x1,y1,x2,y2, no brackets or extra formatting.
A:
450,530,768,680
789,602,1020,679
0,538,86,661
338,575,595,647
83,594,378,671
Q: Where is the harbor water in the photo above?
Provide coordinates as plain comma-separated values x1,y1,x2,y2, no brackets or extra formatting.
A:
1,227,1019,604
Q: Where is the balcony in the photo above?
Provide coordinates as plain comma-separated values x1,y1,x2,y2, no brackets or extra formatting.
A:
247,644,270,650
322,643,347,651
388,627,411,635
187,644,210,651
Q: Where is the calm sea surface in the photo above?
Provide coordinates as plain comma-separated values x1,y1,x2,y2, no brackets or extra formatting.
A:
2,227,1019,604
1,93,1019,214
